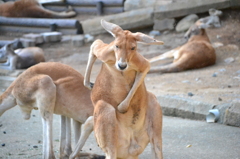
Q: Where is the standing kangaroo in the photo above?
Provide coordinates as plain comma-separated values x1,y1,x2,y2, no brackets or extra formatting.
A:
0,62,104,159
0,0,76,18
70,20,164,159
0,41,45,70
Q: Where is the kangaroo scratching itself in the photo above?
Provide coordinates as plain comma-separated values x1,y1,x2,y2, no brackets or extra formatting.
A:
70,20,164,159
149,20,216,73
0,0,76,18
0,62,104,159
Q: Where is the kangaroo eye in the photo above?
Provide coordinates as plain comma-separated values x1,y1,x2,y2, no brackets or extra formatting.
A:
116,45,119,49
131,47,135,50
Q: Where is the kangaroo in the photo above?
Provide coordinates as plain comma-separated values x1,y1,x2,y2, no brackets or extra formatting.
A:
198,8,222,28
149,20,216,73
0,41,45,70
0,62,104,159
70,20,164,159
0,0,76,18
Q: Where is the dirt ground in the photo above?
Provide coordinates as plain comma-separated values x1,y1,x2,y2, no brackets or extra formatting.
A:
0,8,240,159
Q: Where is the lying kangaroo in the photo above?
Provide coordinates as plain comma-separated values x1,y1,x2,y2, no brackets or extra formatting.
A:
0,0,76,18
70,20,164,159
149,20,216,73
198,8,222,28
0,62,104,159
0,42,45,70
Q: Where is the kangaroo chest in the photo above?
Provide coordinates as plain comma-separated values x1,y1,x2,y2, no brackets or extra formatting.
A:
91,64,139,107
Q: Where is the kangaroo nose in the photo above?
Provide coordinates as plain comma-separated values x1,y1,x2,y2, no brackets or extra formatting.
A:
118,63,127,70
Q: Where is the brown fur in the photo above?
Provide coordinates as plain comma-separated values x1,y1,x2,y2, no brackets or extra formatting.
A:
0,0,76,18
15,47,45,68
0,62,103,159
70,20,163,159
149,20,216,73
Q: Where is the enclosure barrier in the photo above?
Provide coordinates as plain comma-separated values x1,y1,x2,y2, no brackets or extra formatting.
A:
0,16,83,35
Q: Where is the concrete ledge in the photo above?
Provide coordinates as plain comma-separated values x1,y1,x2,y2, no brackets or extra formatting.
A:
154,0,230,19
157,95,213,120
82,8,154,35
157,95,240,127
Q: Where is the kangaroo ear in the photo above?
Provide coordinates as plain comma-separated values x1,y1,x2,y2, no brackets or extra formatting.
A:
195,20,209,29
133,32,164,45
101,19,123,38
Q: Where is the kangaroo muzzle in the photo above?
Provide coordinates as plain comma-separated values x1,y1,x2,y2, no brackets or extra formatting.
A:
116,59,127,71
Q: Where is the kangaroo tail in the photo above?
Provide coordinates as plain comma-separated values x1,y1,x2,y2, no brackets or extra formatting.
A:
0,83,16,116
149,63,182,73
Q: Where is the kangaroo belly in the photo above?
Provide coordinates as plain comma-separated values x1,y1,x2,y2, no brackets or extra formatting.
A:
117,123,149,158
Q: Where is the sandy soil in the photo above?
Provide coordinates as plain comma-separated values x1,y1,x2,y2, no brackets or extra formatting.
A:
0,8,240,159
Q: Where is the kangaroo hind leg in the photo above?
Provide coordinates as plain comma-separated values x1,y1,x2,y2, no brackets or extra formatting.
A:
94,100,118,159
147,94,163,159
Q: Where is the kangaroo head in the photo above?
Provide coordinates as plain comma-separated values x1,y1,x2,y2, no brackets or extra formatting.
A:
0,39,22,60
0,44,10,60
184,20,209,40
101,19,164,71
209,8,222,17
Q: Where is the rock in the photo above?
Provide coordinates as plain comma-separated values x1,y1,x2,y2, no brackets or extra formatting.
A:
153,18,175,31
84,34,94,43
176,14,199,32
41,32,62,43
188,92,194,97
71,35,85,47
212,73,217,77
212,42,224,48
22,33,44,45
149,30,161,37
224,102,240,127
224,57,234,64
19,38,35,48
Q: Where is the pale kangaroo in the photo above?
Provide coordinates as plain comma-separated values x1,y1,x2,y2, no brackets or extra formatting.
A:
149,20,216,73
0,62,104,159
0,0,76,18
0,41,45,70
70,20,164,159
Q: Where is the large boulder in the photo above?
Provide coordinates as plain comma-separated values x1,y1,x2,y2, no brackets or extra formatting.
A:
176,14,199,32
